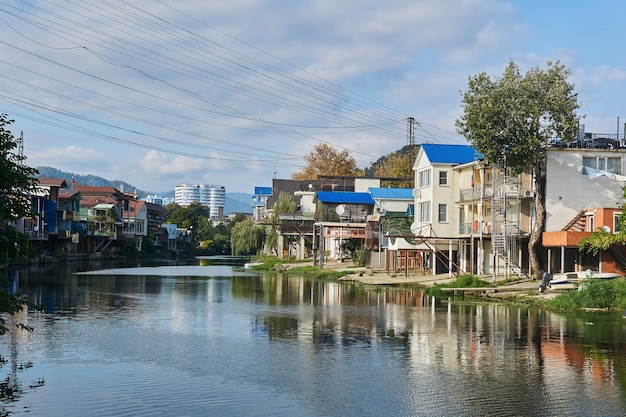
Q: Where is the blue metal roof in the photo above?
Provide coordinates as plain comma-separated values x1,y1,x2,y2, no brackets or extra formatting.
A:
316,191,374,205
421,144,481,164
254,186,272,195
368,188,413,200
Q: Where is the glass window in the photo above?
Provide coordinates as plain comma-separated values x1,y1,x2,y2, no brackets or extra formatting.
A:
438,204,447,223
614,213,622,233
418,170,431,188
418,201,431,223
583,156,622,174
439,171,448,186
587,215,594,232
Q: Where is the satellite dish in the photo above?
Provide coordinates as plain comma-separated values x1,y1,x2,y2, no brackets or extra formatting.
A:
601,225,611,233
485,188,493,197
335,205,345,216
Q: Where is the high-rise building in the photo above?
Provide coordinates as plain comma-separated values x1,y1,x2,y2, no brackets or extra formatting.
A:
174,184,226,220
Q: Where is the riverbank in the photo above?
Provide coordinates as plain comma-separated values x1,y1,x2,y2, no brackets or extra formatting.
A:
285,259,556,302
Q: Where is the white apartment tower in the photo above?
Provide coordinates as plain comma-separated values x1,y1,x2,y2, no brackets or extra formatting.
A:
174,183,226,220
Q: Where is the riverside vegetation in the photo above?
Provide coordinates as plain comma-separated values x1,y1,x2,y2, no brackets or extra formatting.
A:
250,257,626,312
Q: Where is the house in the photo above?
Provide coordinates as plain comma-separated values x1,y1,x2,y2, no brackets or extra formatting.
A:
252,186,272,221
411,144,481,275
145,201,168,250
411,143,535,277
542,146,626,275
366,187,414,269
17,178,68,255
313,191,374,263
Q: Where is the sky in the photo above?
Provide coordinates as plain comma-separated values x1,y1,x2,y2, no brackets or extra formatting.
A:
2,0,626,194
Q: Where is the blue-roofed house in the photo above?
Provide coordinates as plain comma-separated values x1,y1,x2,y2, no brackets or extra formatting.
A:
368,187,414,215
412,144,482,274
412,143,536,277
252,186,272,221
315,191,374,222
313,191,374,262
413,144,482,237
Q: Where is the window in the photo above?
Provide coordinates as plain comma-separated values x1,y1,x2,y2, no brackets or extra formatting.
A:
587,214,594,232
439,171,448,186
583,156,622,174
418,170,431,188
438,204,447,223
418,201,431,223
614,212,622,233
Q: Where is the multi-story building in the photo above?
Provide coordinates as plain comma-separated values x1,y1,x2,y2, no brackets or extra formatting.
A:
174,183,226,220
412,143,535,277
542,144,626,275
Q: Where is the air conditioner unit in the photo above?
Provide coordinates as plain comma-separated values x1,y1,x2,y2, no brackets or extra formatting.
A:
524,190,535,197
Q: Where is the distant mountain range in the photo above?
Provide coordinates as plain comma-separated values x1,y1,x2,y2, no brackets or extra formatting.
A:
36,167,253,215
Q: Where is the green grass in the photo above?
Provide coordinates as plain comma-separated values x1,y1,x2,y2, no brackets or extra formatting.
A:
546,278,626,310
426,274,493,298
246,256,348,280
285,266,348,280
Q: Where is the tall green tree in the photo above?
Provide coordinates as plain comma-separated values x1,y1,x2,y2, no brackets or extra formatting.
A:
0,114,39,262
292,143,364,180
230,217,265,256
264,192,296,255
456,61,580,277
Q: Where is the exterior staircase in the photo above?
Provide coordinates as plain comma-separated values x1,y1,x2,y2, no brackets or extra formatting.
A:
562,210,587,231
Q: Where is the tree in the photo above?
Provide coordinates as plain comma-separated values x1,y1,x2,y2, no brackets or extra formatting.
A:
264,192,297,255
456,61,580,277
292,143,365,180
0,114,39,263
230,217,265,256
371,145,419,188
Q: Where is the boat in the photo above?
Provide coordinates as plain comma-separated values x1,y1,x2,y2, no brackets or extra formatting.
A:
547,270,621,289
244,262,263,269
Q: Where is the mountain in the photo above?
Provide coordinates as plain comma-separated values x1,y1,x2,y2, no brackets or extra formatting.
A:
35,167,253,214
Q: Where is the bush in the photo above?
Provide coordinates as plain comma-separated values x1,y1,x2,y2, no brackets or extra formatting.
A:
547,278,626,310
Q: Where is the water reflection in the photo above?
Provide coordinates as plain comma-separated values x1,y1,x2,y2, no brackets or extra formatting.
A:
0,261,625,416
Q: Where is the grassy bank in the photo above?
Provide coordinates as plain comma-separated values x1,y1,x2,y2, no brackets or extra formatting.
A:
544,278,626,310
427,274,626,311
246,256,352,280
425,274,494,298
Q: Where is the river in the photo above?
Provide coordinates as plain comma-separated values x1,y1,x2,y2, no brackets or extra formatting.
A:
0,257,625,417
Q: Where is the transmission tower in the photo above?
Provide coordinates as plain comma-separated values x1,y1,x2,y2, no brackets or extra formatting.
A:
17,131,24,165
406,117,419,146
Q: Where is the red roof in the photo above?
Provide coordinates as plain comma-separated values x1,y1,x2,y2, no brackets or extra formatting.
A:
37,177,68,187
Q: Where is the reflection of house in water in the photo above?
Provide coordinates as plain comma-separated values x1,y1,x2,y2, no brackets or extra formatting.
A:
540,312,619,389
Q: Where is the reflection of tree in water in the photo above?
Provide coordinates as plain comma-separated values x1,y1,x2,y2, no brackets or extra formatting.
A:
0,339,45,417
0,286,45,416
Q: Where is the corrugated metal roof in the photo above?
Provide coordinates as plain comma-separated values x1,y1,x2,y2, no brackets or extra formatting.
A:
368,188,413,200
421,143,481,164
316,191,374,204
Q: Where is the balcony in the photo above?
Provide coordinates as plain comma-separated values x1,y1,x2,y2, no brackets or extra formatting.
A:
459,220,532,236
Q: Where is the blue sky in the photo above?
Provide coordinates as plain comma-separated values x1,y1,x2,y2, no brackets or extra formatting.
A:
2,0,625,194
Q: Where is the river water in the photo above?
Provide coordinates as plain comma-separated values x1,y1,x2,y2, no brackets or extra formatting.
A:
0,257,625,417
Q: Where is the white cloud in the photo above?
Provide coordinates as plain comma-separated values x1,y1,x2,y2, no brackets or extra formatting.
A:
4,0,626,193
